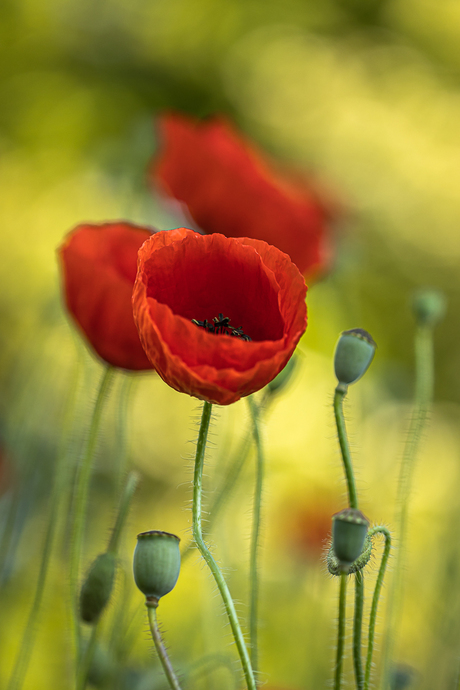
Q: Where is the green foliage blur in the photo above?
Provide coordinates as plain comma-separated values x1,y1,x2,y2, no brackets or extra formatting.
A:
1,0,460,688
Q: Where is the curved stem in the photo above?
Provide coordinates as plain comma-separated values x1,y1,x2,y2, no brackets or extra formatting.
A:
181,432,252,563
147,606,183,690
247,396,265,678
7,362,81,690
69,366,115,657
334,387,358,510
335,572,348,690
353,571,364,690
365,527,391,690
381,324,434,687
192,402,256,690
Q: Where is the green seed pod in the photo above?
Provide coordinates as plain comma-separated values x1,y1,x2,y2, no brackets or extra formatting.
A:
80,552,117,623
334,328,376,387
412,289,446,326
133,530,180,607
327,533,373,577
332,508,369,571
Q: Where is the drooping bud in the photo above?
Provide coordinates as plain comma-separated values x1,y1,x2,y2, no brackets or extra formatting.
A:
80,552,117,623
334,328,376,387
133,530,181,607
332,508,369,571
412,289,446,327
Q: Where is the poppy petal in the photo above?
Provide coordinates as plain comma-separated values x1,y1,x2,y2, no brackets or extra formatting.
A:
133,228,307,405
152,112,331,277
59,222,155,371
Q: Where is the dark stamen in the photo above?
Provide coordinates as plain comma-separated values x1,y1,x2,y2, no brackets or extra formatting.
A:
192,314,252,341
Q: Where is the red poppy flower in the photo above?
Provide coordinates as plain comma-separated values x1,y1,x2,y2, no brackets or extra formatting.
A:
59,222,155,371
132,228,307,405
151,112,330,277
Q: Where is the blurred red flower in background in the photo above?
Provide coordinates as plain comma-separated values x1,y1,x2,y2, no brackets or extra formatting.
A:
133,228,307,405
151,112,331,277
287,493,337,561
59,222,155,371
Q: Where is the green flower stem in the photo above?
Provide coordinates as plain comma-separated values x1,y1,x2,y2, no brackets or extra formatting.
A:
365,527,391,690
77,470,139,690
381,324,434,687
181,391,276,564
76,622,100,690
247,396,264,678
181,432,252,563
333,386,358,510
353,571,364,690
334,386,361,688
107,470,139,554
335,572,348,690
69,366,115,657
7,362,81,690
192,401,256,690
147,605,183,690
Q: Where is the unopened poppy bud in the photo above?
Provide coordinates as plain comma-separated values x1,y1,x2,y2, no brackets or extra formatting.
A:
80,552,117,623
412,289,446,327
334,328,376,387
332,508,369,571
133,530,180,607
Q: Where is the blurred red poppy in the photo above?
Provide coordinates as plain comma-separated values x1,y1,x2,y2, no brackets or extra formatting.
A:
151,112,331,277
288,495,337,561
59,222,155,371
133,228,307,405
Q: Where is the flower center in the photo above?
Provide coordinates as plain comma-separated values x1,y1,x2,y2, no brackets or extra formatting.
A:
192,314,252,341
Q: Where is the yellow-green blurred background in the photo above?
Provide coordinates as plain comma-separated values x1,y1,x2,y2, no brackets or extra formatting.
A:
1,0,460,688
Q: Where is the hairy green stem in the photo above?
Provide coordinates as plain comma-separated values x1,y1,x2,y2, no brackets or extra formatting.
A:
147,606,183,690
365,527,391,690
334,387,358,510
353,571,364,690
247,396,264,678
381,324,434,687
69,366,115,657
335,572,348,690
181,432,252,563
7,363,81,690
192,402,256,690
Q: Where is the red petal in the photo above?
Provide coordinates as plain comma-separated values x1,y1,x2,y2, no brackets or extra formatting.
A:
133,228,307,404
152,113,330,277
59,222,155,370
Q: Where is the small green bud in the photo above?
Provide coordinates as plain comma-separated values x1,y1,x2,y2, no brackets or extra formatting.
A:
332,508,369,571
334,328,376,387
80,552,117,623
267,355,297,396
412,289,446,326
133,530,180,607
